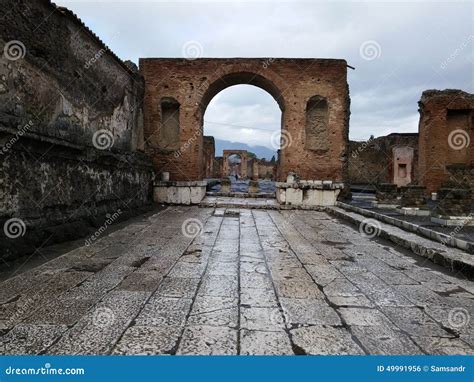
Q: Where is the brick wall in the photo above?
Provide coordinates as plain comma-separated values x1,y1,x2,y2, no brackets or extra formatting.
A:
418,89,474,193
140,58,350,182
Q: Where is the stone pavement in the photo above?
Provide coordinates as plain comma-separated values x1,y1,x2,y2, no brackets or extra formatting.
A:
0,206,473,355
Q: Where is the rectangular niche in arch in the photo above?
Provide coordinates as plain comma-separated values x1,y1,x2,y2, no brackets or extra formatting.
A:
159,97,180,151
305,95,329,153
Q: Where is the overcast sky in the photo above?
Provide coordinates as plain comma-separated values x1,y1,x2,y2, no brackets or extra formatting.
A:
60,0,473,149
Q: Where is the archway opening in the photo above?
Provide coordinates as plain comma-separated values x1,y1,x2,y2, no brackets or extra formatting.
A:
228,154,242,178
201,83,282,194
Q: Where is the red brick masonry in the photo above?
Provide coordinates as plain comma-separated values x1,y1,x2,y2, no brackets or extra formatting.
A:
140,58,350,182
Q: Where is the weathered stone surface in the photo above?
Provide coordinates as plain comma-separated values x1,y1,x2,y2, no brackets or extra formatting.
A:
290,326,364,355
351,325,421,355
112,326,181,355
380,307,451,338
240,307,285,331
338,308,391,327
326,294,374,307
240,288,278,308
187,296,238,327
412,336,474,355
240,330,293,355
198,275,238,298
134,297,193,327
1,206,473,356
280,298,341,326
168,261,206,279
157,277,200,298
274,279,324,299
177,325,237,355
0,0,153,261
240,272,273,290
46,291,150,355
0,324,68,355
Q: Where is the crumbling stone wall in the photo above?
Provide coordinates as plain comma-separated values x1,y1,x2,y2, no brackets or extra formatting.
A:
418,89,474,194
1,0,145,151
0,0,153,259
140,58,349,182
348,133,419,187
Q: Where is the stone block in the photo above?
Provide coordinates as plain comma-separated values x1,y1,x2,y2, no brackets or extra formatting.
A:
153,187,168,203
285,188,303,205
190,186,206,204
177,187,191,205
167,186,179,204
321,190,339,206
303,189,320,206
276,188,286,204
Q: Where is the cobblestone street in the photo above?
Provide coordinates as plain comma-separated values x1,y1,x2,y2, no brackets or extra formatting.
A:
1,207,473,355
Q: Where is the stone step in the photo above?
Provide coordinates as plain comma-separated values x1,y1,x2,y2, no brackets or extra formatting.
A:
199,197,332,210
200,197,280,209
336,202,473,254
205,192,276,199
327,205,474,280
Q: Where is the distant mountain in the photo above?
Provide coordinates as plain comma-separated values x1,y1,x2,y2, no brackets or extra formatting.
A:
214,138,277,161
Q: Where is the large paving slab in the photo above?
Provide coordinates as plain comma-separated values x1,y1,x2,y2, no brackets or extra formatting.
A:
0,206,473,355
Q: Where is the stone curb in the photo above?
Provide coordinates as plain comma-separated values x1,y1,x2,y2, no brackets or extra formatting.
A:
205,192,276,199
198,201,326,211
335,202,474,254
327,206,474,280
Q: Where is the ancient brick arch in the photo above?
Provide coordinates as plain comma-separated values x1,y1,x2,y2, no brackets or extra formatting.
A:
140,58,349,182
223,150,248,178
